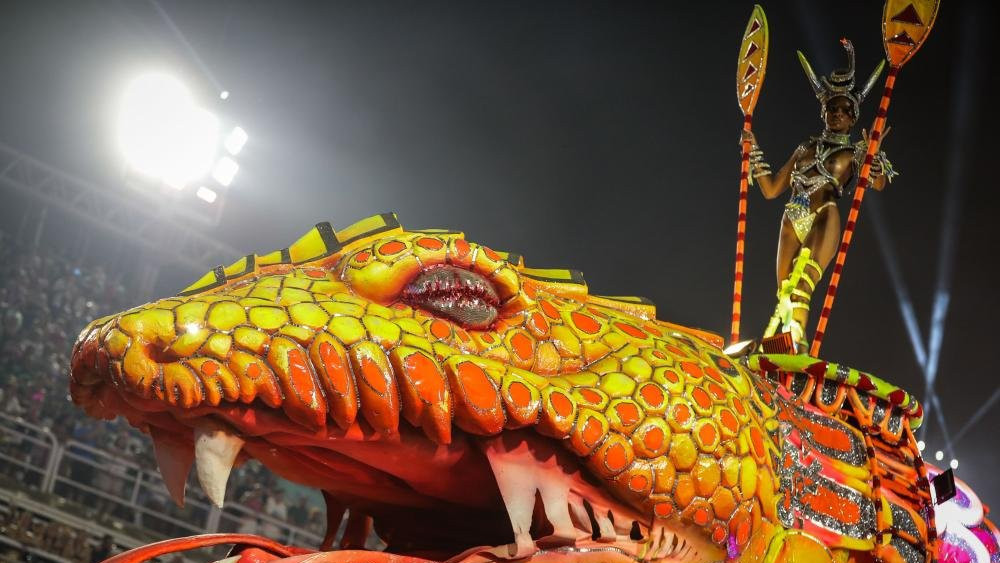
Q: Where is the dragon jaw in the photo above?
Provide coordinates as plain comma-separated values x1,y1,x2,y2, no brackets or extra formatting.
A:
72,349,723,563
68,216,768,563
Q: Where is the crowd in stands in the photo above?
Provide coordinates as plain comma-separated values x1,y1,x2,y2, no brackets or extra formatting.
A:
0,505,107,562
0,231,326,558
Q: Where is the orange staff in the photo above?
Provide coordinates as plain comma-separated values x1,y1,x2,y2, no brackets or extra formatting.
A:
810,0,940,356
731,5,768,344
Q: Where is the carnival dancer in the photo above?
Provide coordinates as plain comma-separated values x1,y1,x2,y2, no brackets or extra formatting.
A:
744,39,896,350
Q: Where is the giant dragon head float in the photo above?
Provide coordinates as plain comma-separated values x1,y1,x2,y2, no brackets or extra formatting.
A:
68,214,999,563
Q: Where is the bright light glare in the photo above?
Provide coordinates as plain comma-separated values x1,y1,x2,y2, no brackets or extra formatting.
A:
184,322,201,334
211,156,239,186
224,126,248,155
220,90,230,100
196,186,218,203
917,440,925,451
118,73,219,188
935,450,944,461
950,459,958,469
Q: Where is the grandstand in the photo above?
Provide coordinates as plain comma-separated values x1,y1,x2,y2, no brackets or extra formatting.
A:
0,145,327,560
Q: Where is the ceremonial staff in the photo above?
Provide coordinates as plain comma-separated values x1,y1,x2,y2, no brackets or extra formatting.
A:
809,0,940,356
731,5,768,344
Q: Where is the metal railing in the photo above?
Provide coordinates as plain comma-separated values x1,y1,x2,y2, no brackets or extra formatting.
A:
0,414,325,551
0,412,59,493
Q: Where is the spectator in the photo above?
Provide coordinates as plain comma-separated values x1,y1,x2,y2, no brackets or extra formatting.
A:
0,231,322,547
288,495,310,528
237,516,261,535
262,490,289,538
90,534,115,563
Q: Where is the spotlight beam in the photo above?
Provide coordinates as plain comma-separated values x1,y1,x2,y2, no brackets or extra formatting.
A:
868,198,926,368
924,291,949,388
948,387,1000,448
920,4,980,445
867,200,952,444
148,0,224,92
930,395,955,459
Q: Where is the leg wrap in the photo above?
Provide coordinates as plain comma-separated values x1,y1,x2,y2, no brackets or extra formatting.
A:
764,248,824,351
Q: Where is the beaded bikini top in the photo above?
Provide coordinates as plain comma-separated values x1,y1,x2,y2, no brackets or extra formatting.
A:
789,133,854,200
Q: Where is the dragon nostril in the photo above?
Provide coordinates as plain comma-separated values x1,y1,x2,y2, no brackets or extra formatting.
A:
146,343,181,364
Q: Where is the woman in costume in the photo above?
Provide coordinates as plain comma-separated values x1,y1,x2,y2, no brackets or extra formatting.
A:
744,39,896,349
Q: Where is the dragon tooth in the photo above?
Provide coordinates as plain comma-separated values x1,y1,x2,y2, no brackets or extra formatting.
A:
651,528,665,559
194,426,244,508
676,538,689,560
340,510,374,550
610,510,631,536
670,534,683,558
638,525,658,559
150,427,193,507
591,506,617,542
567,497,593,534
482,436,540,558
658,529,676,559
537,478,578,544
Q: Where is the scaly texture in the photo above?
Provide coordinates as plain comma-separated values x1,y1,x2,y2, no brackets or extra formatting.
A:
70,214,992,563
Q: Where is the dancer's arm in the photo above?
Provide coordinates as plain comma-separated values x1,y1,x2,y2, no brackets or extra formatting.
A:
742,130,803,200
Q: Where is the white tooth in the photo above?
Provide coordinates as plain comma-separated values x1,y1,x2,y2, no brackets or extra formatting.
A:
151,427,193,507
194,426,244,508
657,530,670,558
663,531,678,558
568,498,593,534
538,481,577,544
482,438,538,558
678,541,691,560
592,506,616,542
611,511,631,535
658,528,670,559
643,526,660,559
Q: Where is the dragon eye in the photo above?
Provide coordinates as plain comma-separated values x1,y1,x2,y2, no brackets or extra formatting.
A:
402,265,499,329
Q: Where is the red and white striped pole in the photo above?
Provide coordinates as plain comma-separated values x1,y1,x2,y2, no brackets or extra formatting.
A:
731,113,753,343
810,67,897,356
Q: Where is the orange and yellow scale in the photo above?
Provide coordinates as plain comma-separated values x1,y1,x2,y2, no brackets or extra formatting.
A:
71,213,925,562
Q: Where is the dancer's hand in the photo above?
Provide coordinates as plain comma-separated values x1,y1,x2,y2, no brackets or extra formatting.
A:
861,126,891,143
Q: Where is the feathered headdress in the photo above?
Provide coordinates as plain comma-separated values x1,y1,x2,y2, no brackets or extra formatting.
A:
797,38,884,119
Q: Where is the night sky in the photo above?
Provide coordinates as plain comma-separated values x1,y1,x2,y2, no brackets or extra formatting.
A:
1,1,997,502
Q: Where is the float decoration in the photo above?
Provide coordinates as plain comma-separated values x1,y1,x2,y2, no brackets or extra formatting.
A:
69,213,994,563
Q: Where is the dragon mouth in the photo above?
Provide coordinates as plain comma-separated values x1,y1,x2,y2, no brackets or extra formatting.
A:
73,376,720,563
69,307,724,563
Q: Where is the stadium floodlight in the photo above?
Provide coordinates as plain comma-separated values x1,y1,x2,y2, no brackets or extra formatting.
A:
224,126,248,155
917,440,926,451
950,459,959,469
935,450,944,461
220,90,230,100
196,186,218,203
118,73,219,189
211,156,239,187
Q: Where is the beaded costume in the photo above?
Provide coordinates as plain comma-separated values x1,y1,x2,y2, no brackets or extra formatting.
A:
784,133,853,243
757,39,896,350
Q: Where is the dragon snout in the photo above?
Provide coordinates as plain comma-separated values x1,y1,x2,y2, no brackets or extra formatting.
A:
70,319,103,387
69,307,181,407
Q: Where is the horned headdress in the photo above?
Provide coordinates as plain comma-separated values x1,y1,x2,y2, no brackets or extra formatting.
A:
797,38,885,119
